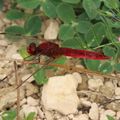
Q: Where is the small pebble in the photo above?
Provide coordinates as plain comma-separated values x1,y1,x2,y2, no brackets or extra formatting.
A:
115,87,120,96
27,96,38,106
22,104,37,117
22,74,34,83
72,72,82,84
44,19,59,40
73,114,89,120
88,78,103,90
44,111,53,120
37,107,45,119
89,103,99,120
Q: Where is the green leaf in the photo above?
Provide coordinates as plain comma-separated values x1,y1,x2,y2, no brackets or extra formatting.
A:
42,0,57,18
6,9,24,20
24,112,35,120
2,110,16,120
56,3,76,23
34,68,48,85
62,38,82,49
62,0,81,4
18,47,30,59
53,56,67,64
24,16,42,35
82,0,98,19
5,25,25,41
106,115,115,120
17,0,41,9
78,12,89,21
112,22,120,28
0,0,3,10
59,24,75,40
76,20,92,33
103,46,116,57
99,62,113,74
50,0,62,6
85,22,105,47
84,59,101,71
103,0,119,9
93,0,101,8
114,63,120,72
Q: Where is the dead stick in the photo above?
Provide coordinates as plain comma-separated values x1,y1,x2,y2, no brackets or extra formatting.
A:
14,61,20,120
21,60,120,80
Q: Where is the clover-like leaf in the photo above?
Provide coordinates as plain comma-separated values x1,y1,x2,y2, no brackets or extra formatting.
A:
83,0,98,19
59,24,75,41
76,20,92,34
85,22,105,47
62,0,81,4
114,63,120,72
84,59,101,71
34,68,48,85
24,16,42,35
103,46,116,57
56,3,76,23
6,9,24,20
99,62,113,74
17,0,41,9
5,25,25,41
42,0,57,18
2,110,16,120
0,0,3,10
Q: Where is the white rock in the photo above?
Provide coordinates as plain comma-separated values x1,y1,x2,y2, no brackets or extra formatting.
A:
88,78,103,90
41,74,79,115
0,40,8,46
0,74,6,80
115,87,120,96
44,111,53,120
116,111,120,119
5,45,18,59
93,75,104,81
44,19,59,40
73,114,89,120
100,110,116,120
37,107,45,119
22,104,37,117
80,98,92,107
0,49,4,55
0,60,9,67
68,114,74,119
59,117,69,120
20,98,27,106
26,83,39,96
22,74,34,83
0,86,25,110
105,81,114,89
11,53,23,60
89,103,99,120
72,72,82,84
27,96,38,106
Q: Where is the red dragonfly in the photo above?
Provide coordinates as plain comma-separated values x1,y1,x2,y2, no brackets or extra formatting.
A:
27,41,110,60
1,41,110,83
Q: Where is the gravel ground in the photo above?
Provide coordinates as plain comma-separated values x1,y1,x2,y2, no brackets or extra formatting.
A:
0,10,120,120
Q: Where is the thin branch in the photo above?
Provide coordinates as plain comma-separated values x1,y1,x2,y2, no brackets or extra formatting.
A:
14,61,20,120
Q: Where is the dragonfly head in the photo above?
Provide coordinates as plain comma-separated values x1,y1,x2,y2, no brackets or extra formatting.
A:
27,42,37,55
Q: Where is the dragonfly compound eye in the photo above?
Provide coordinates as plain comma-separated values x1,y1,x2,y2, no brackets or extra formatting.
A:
27,43,37,55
